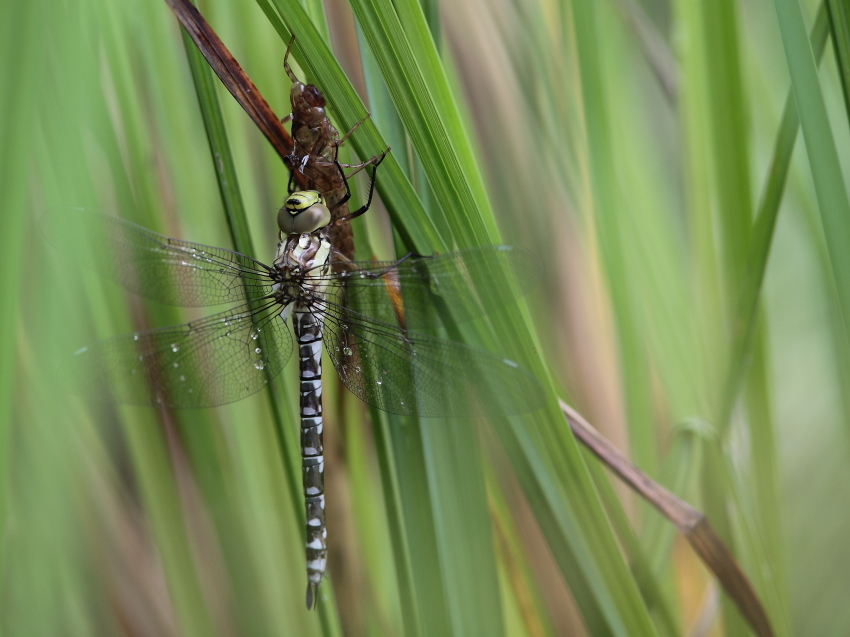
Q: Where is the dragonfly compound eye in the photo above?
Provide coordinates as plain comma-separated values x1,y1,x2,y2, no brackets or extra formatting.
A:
279,190,331,234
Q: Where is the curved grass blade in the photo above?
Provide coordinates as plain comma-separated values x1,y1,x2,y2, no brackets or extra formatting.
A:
827,0,850,118
718,1,830,433
562,400,775,637
772,0,850,355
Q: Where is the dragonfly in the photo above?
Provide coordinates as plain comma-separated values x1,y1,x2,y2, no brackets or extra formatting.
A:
48,161,543,609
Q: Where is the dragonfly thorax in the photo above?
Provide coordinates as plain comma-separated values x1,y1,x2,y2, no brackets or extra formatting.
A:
278,190,331,235
272,232,332,306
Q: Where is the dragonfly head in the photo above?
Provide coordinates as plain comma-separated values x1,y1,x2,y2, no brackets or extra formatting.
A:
278,190,331,234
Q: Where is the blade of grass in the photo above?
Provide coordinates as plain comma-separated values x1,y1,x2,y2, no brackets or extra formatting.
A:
584,457,680,637
386,0,498,241
37,2,222,633
0,0,45,602
827,0,850,118
353,29,453,637
700,3,754,632
177,0,301,512
703,0,754,307
563,401,774,637
718,0,829,446
772,0,850,355
707,8,829,634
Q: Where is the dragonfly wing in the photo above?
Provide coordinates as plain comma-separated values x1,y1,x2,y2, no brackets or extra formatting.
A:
70,300,293,408
326,245,540,327
318,299,544,418
43,208,274,306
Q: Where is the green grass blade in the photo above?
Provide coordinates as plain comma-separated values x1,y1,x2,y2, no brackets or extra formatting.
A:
700,3,752,630
703,0,754,305
719,2,829,433
772,0,850,345
0,0,45,601
827,0,850,117
586,455,680,637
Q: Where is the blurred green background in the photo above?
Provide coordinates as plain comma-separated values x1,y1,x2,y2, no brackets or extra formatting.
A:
1,0,848,634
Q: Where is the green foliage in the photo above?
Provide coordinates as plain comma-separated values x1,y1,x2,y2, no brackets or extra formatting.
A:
4,0,850,634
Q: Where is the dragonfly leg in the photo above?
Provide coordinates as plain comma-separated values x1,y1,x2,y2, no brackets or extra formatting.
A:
363,252,421,278
337,112,371,146
304,149,387,179
343,150,386,179
308,120,340,164
345,147,391,178
330,150,388,223
283,35,299,83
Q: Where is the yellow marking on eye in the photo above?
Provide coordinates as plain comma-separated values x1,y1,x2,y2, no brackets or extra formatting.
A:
286,190,324,214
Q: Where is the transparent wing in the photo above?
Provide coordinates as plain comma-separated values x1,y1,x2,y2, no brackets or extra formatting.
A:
316,298,544,418
324,245,540,327
43,208,275,306
70,300,293,408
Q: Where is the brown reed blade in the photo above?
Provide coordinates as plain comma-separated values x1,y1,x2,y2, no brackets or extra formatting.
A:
560,399,774,637
164,0,306,189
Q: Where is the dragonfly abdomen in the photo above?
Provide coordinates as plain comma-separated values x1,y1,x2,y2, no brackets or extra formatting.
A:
294,305,327,609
